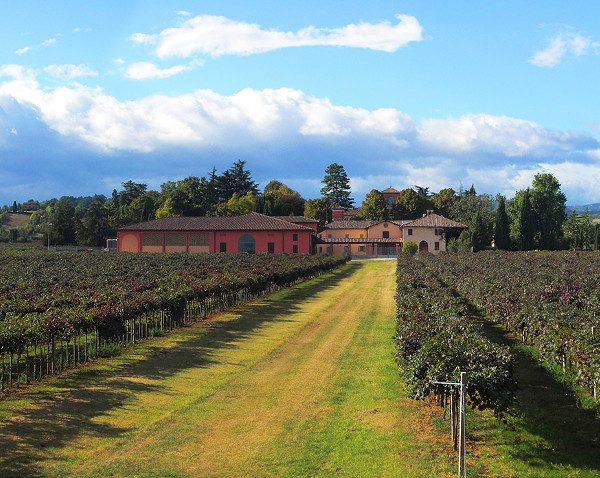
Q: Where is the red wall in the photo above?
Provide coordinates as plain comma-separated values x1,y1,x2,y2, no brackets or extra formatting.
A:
118,230,312,254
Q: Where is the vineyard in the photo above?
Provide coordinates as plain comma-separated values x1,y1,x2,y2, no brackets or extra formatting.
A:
420,251,600,402
0,250,349,392
394,254,515,448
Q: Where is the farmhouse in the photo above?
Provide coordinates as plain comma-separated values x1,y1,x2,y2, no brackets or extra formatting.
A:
117,210,466,256
316,210,467,257
117,212,317,254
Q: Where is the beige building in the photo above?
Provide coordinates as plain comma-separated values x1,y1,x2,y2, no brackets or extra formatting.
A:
315,211,467,257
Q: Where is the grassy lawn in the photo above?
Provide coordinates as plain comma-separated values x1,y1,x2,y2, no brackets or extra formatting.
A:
0,261,458,477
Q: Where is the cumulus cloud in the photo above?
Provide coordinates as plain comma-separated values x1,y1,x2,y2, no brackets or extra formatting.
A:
44,64,98,80
417,114,590,157
530,30,598,67
0,72,599,203
125,62,191,79
14,46,31,55
131,14,423,59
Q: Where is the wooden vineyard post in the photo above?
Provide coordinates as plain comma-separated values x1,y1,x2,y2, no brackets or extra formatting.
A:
433,373,467,477
458,372,466,477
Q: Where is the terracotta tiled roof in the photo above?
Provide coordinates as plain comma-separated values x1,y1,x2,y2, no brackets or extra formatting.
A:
315,237,401,244
320,219,407,231
273,216,319,223
380,187,401,194
119,212,314,232
406,213,468,229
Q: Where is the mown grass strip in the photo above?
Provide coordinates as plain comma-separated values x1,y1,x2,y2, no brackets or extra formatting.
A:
0,261,463,477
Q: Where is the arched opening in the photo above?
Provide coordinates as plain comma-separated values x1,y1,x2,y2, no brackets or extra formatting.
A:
238,234,256,254
419,240,429,252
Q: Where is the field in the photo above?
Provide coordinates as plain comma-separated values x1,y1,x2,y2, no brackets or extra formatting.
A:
0,253,599,476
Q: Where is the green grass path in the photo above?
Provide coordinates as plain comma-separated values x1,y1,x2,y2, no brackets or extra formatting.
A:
0,261,456,477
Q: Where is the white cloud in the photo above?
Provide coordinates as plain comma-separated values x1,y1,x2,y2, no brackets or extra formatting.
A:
137,14,423,59
1,74,599,202
530,31,597,67
10,128,18,135
417,114,583,157
44,64,98,80
129,33,157,45
15,46,31,55
174,10,191,17
125,62,192,79
42,36,58,47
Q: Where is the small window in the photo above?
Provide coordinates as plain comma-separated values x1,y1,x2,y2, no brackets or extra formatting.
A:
319,246,322,253
345,234,349,239
435,228,441,236
360,234,363,238
358,246,365,252
384,223,388,228
268,242,275,253
293,244,298,253
344,246,349,253
408,229,413,236
435,242,440,251
383,231,389,239
387,197,394,205
219,242,227,253
328,234,332,239
293,233,298,241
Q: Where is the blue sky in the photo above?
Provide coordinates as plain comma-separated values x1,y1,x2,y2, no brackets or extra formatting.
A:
2,1,600,206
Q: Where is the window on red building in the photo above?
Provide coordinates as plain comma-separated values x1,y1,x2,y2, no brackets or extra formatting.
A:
219,242,227,253
268,242,275,253
293,244,298,253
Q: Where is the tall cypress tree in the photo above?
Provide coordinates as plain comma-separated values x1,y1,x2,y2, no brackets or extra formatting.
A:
494,195,511,250
519,189,535,251
471,210,486,252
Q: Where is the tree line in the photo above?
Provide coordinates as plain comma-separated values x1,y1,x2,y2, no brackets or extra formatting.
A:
1,160,595,251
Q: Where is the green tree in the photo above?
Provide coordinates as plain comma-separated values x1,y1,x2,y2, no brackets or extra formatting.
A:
216,160,259,202
155,197,179,218
80,196,111,246
470,210,486,252
359,189,387,220
431,188,456,217
403,241,418,255
390,188,431,220
51,199,78,244
494,195,511,250
448,192,494,247
257,181,305,216
530,173,566,250
519,189,536,251
304,198,332,225
320,163,353,208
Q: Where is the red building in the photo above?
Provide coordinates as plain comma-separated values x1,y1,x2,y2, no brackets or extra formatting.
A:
117,212,317,254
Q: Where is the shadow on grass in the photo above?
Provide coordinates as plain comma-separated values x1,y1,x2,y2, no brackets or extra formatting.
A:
0,263,360,477
468,303,600,474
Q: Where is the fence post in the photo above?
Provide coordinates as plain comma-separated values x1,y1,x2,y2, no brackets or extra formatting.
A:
458,371,466,477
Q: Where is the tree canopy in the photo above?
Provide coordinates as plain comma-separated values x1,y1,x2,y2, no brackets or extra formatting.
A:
320,163,353,208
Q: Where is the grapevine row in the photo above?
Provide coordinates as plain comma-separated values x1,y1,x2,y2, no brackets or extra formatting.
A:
0,251,350,392
422,251,600,401
395,253,515,445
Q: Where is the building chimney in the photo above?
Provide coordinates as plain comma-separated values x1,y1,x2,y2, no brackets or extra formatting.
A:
426,210,433,215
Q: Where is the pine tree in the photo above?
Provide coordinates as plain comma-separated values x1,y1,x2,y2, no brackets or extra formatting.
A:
494,195,511,250
320,163,353,208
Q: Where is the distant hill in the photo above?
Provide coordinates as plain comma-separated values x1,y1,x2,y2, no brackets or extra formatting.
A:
566,203,600,214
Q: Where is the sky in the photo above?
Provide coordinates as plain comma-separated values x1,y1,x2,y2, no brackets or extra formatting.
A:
2,1,600,206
